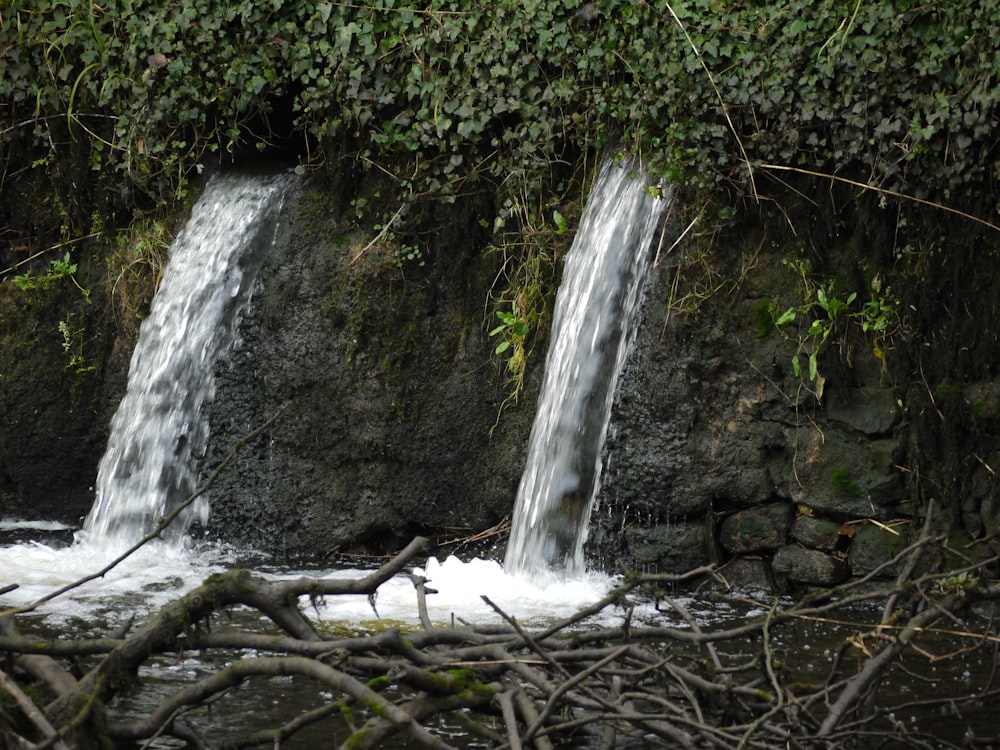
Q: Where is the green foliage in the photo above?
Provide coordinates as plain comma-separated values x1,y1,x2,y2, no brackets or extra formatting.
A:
1,0,995,405
930,570,978,597
490,308,529,357
11,252,89,301
772,258,854,396
6,0,998,235
107,218,171,332
5,250,97,372
772,256,899,398
58,314,96,373
485,178,578,402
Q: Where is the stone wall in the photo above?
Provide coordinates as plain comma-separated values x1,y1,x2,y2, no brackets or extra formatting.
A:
592,198,1000,590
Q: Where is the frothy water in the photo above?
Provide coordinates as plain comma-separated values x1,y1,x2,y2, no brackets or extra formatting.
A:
0,528,621,629
0,532,232,626
84,171,290,549
308,556,621,627
505,158,670,577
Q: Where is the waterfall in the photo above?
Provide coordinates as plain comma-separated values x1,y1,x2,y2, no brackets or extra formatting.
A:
83,171,289,548
505,158,670,578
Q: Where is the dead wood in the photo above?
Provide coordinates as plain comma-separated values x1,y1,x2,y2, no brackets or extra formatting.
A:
1,527,998,749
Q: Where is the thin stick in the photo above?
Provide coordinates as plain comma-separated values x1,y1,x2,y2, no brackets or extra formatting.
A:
497,690,523,750
0,232,101,279
663,1,758,201
759,163,1000,233
0,667,72,750
350,203,406,266
525,646,629,742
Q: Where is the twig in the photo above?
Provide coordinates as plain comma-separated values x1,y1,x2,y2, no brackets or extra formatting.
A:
0,667,72,750
411,574,436,630
759,163,1000,234
0,232,101,279
662,2,758,201
497,690,523,750
350,203,406,266
512,688,554,750
525,646,629,742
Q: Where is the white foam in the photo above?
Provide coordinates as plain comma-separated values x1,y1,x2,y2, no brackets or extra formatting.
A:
0,518,75,532
2,532,625,631
309,556,621,628
0,534,232,625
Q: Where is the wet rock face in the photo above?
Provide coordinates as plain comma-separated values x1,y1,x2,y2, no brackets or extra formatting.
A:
591,227,913,586
201,180,537,557
0,260,123,524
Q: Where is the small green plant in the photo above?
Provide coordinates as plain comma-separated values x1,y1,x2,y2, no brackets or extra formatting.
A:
772,261,855,397
486,177,575,409
363,214,425,270
109,219,171,334
398,241,425,267
552,209,568,235
59,315,96,374
490,307,529,360
771,257,898,398
12,252,90,301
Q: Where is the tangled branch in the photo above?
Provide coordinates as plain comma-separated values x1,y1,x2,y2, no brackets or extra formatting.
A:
1,522,998,749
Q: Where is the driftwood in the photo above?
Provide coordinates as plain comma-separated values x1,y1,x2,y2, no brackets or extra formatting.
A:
1,530,999,750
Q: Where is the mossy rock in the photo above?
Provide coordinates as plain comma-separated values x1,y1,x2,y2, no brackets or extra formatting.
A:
848,522,911,578
718,504,793,554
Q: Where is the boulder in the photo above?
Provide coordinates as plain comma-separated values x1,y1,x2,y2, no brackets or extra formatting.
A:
718,504,793,554
791,516,845,551
848,522,909,578
620,520,709,574
772,545,848,586
717,556,774,591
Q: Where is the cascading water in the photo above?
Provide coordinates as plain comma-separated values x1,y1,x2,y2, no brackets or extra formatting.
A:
505,158,671,578
83,171,289,549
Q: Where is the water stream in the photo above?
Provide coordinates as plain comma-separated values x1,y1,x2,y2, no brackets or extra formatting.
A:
84,171,289,548
1,157,670,620
0,164,623,628
505,158,670,577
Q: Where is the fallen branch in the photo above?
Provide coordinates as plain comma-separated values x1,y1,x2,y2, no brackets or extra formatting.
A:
1,535,997,749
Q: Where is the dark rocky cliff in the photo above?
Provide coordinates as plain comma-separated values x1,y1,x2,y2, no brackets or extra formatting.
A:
200,176,539,557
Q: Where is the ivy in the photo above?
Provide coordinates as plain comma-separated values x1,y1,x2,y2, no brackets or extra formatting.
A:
2,0,999,254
